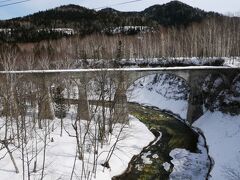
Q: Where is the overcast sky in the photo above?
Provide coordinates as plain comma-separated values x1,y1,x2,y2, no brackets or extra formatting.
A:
0,0,240,20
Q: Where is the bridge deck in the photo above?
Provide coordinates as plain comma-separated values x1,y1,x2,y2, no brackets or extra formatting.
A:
0,66,238,74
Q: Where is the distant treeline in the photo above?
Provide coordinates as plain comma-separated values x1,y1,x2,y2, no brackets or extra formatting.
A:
0,16,239,70
71,16,240,58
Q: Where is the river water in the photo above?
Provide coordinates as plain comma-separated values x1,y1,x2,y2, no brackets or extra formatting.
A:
114,103,209,180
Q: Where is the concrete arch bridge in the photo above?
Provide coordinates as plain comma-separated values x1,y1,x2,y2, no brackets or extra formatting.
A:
0,66,239,124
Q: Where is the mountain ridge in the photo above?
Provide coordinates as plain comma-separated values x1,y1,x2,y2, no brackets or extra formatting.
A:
1,1,220,27
0,1,225,42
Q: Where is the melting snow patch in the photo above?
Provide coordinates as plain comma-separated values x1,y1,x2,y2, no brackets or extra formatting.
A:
136,164,144,171
162,162,171,171
152,154,159,159
169,136,209,180
141,151,152,165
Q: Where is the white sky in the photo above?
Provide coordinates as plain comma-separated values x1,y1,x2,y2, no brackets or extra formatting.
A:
0,0,240,20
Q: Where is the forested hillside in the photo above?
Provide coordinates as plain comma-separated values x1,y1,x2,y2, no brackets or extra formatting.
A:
0,1,219,42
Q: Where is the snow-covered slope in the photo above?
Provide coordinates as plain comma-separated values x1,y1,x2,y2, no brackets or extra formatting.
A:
169,136,209,180
127,74,189,119
193,112,240,180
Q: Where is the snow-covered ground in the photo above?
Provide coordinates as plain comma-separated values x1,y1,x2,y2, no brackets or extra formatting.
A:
127,74,189,119
224,57,240,67
194,112,240,180
121,57,240,68
0,106,154,180
73,57,240,69
103,26,151,34
169,136,209,180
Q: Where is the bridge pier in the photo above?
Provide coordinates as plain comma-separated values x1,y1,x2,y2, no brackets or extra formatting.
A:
77,77,90,121
113,89,128,123
113,73,129,123
187,84,204,124
38,77,55,120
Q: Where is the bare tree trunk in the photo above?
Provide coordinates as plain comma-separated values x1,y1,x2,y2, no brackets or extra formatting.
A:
40,120,47,180
2,141,19,173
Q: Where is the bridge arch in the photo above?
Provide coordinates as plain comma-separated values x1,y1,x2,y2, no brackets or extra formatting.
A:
126,72,190,93
124,70,190,89
125,72,190,120
201,72,231,90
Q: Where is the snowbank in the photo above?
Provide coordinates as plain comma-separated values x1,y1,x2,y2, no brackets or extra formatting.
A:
193,111,240,180
224,57,240,67
96,115,155,179
169,136,209,180
0,114,154,180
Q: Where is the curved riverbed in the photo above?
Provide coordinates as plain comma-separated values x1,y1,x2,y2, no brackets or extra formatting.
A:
113,103,210,180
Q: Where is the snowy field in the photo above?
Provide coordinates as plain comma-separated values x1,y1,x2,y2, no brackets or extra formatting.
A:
0,106,154,180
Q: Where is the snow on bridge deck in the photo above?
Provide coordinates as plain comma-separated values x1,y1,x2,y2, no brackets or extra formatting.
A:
0,66,238,74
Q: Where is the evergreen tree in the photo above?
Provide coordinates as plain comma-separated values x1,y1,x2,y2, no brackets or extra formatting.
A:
53,86,66,119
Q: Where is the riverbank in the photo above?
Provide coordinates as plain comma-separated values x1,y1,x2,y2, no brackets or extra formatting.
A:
114,103,210,180
127,73,239,180
129,84,240,180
